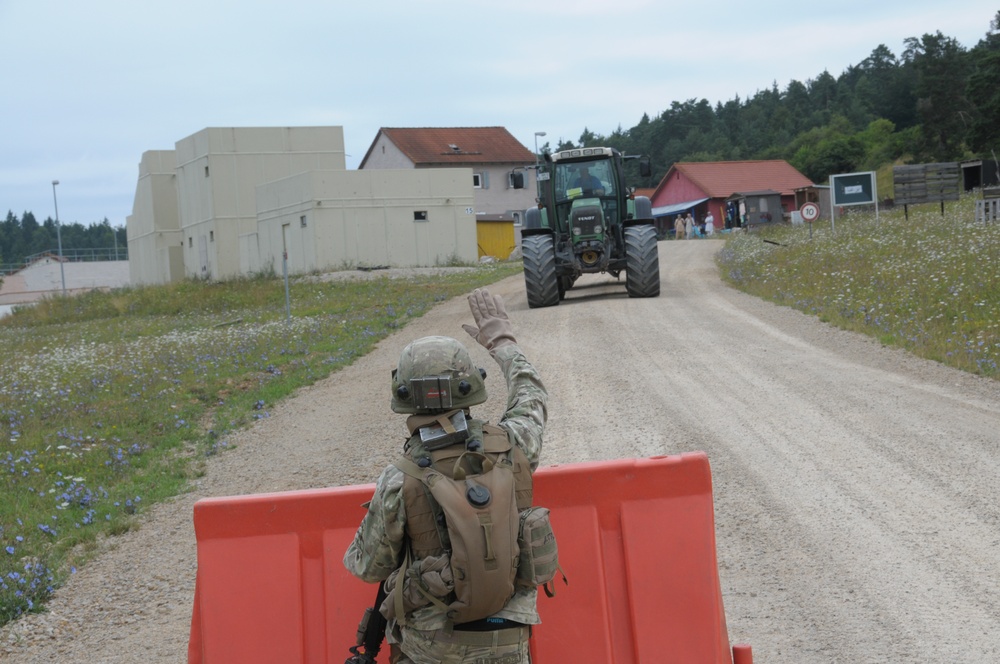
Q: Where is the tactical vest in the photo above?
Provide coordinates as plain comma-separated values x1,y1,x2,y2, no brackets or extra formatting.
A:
390,410,533,626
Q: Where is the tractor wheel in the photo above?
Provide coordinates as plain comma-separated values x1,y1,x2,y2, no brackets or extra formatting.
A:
634,196,653,220
624,225,660,298
522,235,560,308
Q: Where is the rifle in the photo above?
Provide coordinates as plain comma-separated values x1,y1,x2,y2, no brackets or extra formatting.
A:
345,581,389,664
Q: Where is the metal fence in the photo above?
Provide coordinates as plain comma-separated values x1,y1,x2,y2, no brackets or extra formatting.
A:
975,199,1000,223
0,247,129,276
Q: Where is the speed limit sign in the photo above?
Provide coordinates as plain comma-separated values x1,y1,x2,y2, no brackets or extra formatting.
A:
800,202,820,222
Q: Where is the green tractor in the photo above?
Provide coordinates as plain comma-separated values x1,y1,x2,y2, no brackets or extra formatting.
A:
514,147,660,308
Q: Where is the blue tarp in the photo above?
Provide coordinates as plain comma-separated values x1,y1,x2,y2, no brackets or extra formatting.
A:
651,197,709,217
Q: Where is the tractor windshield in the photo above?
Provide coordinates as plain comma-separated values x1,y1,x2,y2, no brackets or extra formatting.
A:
555,159,616,202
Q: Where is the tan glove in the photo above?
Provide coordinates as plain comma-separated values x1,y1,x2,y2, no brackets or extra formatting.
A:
462,288,516,351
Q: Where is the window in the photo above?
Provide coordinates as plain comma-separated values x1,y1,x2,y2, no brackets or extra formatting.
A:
188,237,193,248
300,215,307,228
414,211,428,221
209,231,214,242
204,166,210,177
473,173,482,189
554,159,615,201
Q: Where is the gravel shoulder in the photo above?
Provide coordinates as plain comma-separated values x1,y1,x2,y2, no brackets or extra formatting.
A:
4,240,1000,663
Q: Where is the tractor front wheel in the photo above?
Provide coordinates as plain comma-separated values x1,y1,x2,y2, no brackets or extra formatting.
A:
522,234,560,308
624,225,660,298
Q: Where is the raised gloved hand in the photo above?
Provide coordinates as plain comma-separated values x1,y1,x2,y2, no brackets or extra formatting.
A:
462,288,516,351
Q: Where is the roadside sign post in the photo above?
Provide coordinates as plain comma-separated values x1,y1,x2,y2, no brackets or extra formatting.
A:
799,202,820,239
829,171,878,234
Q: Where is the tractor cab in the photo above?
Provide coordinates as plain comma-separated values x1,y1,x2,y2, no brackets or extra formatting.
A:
553,156,621,270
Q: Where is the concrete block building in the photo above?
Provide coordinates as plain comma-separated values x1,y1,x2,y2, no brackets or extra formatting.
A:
255,169,477,273
175,127,347,280
126,150,184,285
126,125,523,286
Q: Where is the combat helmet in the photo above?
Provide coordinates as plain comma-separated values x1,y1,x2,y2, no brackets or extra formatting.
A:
391,336,487,414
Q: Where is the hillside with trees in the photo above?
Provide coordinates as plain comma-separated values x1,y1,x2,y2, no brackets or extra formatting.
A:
555,13,1000,190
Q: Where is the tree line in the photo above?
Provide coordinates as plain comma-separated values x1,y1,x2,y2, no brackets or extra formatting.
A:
555,13,1000,188
0,211,127,268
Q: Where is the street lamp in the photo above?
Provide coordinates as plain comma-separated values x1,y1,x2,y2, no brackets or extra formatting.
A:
51,180,67,295
533,131,546,168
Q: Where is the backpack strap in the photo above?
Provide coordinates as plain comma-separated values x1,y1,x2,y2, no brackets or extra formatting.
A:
395,456,427,480
483,424,533,512
392,547,411,628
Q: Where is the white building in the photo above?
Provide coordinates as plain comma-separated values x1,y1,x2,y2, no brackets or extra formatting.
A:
126,125,525,285
174,127,347,280
126,150,183,285
255,169,477,274
358,127,536,226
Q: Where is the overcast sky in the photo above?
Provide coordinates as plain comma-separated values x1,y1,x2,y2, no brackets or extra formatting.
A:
1,0,996,230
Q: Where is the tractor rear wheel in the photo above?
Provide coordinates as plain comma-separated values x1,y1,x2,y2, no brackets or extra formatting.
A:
634,196,653,221
522,234,560,308
624,225,660,298
525,206,543,230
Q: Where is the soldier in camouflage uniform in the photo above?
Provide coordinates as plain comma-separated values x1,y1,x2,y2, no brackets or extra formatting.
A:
344,288,548,664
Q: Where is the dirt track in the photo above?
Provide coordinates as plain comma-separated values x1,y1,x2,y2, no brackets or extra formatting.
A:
4,239,1000,662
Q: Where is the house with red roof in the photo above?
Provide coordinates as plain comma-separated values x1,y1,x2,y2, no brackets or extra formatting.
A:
650,160,814,231
359,127,537,227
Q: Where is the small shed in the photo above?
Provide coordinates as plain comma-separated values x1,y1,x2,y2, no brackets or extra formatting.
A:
793,185,831,221
961,159,1000,192
727,190,783,227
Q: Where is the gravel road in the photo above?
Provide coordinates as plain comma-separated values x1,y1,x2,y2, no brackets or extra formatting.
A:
4,239,999,663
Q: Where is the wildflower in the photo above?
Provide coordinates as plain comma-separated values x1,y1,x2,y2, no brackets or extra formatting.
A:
4,546,14,555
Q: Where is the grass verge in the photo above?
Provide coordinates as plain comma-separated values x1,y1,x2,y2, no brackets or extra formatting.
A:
716,192,999,378
0,263,522,625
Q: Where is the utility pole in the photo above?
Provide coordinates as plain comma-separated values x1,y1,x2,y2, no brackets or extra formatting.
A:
51,180,67,295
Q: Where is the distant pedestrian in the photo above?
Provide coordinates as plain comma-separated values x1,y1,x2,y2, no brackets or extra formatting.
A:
685,213,695,239
705,211,715,236
674,215,685,240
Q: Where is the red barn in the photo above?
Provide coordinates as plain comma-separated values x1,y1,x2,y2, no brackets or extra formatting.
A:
650,160,813,232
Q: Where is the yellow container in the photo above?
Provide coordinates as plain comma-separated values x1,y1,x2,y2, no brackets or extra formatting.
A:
475,219,516,260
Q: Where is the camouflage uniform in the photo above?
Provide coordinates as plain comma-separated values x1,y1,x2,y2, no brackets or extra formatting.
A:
344,342,547,664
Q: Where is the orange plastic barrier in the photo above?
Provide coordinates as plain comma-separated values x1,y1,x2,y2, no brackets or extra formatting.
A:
188,452,750,663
